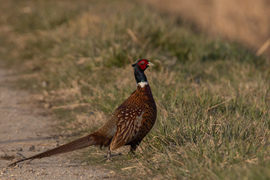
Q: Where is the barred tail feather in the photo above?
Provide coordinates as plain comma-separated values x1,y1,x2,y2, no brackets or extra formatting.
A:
8,134,98,167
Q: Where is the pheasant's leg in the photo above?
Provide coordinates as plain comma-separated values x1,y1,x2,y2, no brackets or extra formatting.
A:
106,148,111,162
130,141,141,154
130,146,136,154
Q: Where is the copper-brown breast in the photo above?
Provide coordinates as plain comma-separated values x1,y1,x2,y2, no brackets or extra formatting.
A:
109,84,157,150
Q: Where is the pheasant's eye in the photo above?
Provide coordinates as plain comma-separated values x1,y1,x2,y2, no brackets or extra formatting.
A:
138,60,148,70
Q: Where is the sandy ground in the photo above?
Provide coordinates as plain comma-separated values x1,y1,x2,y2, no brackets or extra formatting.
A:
0,68,113,179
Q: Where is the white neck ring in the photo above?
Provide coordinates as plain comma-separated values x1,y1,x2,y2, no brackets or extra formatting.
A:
137,82,148,88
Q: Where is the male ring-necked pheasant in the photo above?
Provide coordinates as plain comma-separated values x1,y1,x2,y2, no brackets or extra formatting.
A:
9,59,157,167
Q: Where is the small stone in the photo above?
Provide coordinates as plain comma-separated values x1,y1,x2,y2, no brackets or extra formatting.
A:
16,147,23,152
41,81,48,87
44,103,52,109
0,153,15,160
29,145,35,151
110,171,116,176
0,151,7,157
81,162,87,166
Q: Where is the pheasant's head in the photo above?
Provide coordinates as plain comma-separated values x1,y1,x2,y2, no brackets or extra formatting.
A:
132,59,154,71
132,59,154,86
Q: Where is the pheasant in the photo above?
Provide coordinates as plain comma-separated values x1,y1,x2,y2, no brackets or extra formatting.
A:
8,59,157,167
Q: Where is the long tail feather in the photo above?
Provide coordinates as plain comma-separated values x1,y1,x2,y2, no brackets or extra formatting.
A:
8,134,97,167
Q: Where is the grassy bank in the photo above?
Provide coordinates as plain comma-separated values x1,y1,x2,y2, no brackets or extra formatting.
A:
1,0,270,179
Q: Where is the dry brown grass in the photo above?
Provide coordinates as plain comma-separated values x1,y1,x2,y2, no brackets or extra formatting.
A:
142,0,270,56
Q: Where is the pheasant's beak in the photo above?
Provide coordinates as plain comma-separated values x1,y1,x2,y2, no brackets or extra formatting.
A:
147,62,155,67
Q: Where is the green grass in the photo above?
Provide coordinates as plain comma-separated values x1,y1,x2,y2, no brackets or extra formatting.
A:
1,0,270,179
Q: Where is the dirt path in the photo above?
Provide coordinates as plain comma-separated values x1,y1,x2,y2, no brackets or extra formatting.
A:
0,68,112,179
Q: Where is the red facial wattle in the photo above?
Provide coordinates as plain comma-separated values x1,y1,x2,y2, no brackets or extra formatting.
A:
138,59,148,70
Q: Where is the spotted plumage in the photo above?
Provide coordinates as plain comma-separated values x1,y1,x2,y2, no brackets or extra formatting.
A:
110,83,156,151
9,59,157,167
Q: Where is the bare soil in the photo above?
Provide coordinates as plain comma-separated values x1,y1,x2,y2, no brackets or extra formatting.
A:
0,68,113,179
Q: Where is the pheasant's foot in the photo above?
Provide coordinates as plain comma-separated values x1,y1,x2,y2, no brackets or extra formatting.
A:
103,152,122,158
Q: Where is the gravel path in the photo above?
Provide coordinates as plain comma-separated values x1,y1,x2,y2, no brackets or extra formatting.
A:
0,68,113,179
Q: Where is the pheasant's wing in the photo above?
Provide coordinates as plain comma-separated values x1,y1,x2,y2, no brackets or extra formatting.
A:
109,107,144,150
